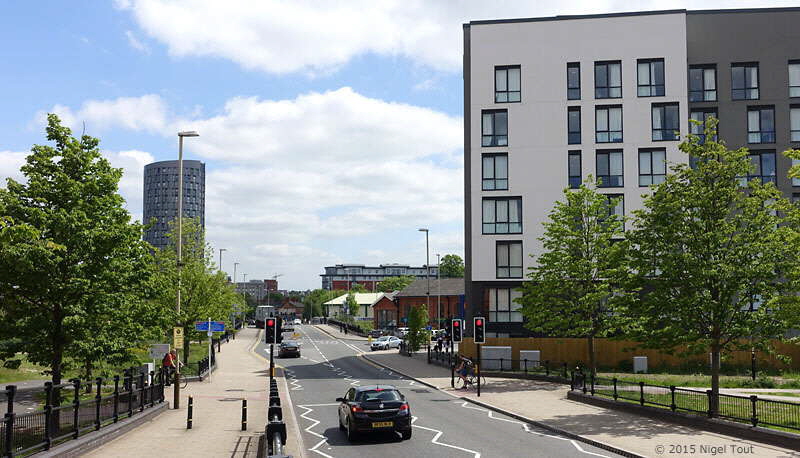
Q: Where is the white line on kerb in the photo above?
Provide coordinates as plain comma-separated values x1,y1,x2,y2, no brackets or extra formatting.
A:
411,416,481,457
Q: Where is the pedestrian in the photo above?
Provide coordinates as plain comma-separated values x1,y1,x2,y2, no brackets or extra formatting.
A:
436,335,443,353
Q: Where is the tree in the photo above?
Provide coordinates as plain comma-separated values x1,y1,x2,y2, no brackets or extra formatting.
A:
151,218,242,364
517,180,626,376
303,289,345,319
439,254,465,278
342,292,358,323
406,305,429,351
618,120,800,412
349,283,368,293
377,275,415,292
0,114,162,388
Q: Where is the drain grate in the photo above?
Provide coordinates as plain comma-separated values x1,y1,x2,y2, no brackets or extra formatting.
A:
226,389,245,392
411,389,430,393
218,397,243,402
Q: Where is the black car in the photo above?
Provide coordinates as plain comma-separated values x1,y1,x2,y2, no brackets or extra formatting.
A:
336,385,412,441
278,340,301,358
368,329,384,338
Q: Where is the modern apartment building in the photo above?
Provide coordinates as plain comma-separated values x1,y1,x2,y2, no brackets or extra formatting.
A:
142,159,206,250
320,263,439,291
234,279,279,303
464,8,800,338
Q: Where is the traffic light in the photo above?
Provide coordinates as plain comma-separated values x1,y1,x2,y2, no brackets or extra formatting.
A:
474,317,486,344
451,319,462,343
276,317,283,343
265,317,277,344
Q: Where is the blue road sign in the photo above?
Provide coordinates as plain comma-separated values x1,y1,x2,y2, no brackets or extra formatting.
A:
195,321,226,332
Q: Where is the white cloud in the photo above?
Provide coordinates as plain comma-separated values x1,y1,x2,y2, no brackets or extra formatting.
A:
125,30,150,54
0,151,28,187
42,94,168,134
107,149,155,221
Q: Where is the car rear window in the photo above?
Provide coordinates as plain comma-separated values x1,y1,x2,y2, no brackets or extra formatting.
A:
356,390,402,402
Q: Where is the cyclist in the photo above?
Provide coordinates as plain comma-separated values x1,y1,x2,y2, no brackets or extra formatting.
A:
455,356,475,389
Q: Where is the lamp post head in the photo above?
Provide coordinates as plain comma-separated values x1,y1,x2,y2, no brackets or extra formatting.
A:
178,131,199,137
418,228,428,233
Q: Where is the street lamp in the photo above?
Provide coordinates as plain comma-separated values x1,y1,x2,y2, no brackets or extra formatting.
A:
218,248,226,273
436,253,441,329
418,228,430,327
175,130,199,410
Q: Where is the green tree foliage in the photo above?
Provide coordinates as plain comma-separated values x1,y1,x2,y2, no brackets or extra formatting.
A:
439,254,465,278
0,114,163,386
517,180,626,375
152,218,242,364
349,283,368,293
377,275,415,292
618,120,800,411
302,289,346,319
343,292,358,323
406,305,429,351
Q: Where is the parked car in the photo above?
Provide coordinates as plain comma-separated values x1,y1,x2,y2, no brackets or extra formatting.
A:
430,329,446,339
278,340,301,358
337,385,412,441
368,329,384,338
395,327,409,338
293,318,302,325
370,336,402,351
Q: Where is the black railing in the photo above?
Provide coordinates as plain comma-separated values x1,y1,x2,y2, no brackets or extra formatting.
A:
326,319,368,337
573,374,800,432
264,378,290,457
2,369,166,457
430,356,570,381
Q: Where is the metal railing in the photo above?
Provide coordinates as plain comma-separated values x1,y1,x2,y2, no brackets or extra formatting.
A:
264,378,290,458
572,373,800,432
2,369,166,457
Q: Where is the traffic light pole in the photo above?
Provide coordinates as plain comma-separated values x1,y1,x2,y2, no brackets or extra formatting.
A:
477,343,481,397
450,333,455,388
269,343,274,384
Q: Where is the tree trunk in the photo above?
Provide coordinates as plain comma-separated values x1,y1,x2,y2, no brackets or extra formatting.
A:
710,341,720,416
183,326,190,365
587,334,596,376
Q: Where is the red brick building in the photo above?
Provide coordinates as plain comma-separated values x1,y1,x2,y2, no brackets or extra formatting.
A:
372,292,398,329
393,278,465,329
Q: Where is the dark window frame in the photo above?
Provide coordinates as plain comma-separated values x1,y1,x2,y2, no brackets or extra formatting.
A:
731,62,760,100
791,104,800,142
789,60,800,98
568,106,581,145
739,149,777,186
568,150,581,189
495,65,521,103
688,64,717,102
594,60,622,99
747,105,776,144
567,62,581,100
596,149,624,188
690,107,718,144
481,109,508,147
652,102,680,141
638,148,667,187
637,58,665,97
481,153,509,191
482,196,523,235
496,240,523,279
488,288,523,323
604,193,625,233
595,104,623,143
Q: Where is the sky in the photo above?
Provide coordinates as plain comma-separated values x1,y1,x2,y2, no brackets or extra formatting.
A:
0,0,795,290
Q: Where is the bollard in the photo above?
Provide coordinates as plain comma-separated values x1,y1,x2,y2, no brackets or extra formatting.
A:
241,399,247,431
187,396,193,429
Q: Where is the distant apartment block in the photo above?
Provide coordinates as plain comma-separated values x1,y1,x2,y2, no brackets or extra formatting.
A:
235,279,278,303
320,264,439,291
142,159,205,250
464,7,800,337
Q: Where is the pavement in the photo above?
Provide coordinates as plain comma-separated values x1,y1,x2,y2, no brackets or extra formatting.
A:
81,327,295,458
351,334,800,458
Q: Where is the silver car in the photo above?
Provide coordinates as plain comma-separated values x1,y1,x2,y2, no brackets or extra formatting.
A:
370,336,402,351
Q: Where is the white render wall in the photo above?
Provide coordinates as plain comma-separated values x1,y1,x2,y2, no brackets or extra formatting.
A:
468,12,689,282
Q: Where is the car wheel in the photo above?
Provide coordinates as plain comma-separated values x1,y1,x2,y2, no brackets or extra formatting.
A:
346,417,358,442
401,429,412,440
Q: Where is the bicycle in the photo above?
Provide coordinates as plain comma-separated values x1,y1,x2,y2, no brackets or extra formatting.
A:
454,371,486,390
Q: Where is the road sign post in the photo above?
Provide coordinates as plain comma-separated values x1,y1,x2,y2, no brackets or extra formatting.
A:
173,327,184,409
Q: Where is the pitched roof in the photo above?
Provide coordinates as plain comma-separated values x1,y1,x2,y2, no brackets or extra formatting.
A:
395,278,464,297
323,293,386,306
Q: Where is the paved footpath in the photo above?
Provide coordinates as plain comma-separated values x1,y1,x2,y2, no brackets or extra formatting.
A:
346,328,800,458
83,327,296,457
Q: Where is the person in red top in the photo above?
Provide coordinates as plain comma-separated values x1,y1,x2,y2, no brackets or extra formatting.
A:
162,350,178,385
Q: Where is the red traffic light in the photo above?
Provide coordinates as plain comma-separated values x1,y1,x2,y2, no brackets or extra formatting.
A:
453,321,460,327
266,319,275,327
476,319,483,326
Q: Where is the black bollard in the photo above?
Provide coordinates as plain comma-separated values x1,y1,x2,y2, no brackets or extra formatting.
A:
241,399,247,431
187,396,193,429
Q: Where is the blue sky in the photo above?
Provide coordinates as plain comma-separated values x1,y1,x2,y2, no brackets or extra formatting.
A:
1,0,794,289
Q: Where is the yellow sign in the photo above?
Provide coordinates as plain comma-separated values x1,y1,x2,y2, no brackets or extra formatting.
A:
173,327,184,348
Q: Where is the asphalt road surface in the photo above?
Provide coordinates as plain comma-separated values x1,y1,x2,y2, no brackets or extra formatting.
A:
256,325,620,458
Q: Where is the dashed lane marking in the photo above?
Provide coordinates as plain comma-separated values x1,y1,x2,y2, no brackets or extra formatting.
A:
298,405,334,458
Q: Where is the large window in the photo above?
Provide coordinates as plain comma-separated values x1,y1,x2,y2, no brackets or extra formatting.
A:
482,197,522,234
488,288,523,323
568,107,581,144
689,65,717,102
690,108,718,143
567,62,580,100
793,159,800,186
596,150,623,187
639,149,666,186
791,106,800,142
731,63,759,100
568,150,581,189
482,153,508,190
790,61,800,98
482,110,508,146
637,58,665,97
595,105,622,143
496,241,523,279
595,61,622,99
652,103,680,141
747,106,775,144
495,66,521,103
605,194,625,227
739,150,776,186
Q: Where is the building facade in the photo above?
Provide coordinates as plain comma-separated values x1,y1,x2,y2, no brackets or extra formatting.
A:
143,159,206,250
235,279,279,303
320,264,439,291
464,8,800,338
394,278,465,328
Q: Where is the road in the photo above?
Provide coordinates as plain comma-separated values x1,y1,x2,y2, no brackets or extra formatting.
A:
256,325,620,458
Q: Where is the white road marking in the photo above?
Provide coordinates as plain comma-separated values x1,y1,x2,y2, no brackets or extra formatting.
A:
572,440,612,457
411,415,481,457
298,405,334,458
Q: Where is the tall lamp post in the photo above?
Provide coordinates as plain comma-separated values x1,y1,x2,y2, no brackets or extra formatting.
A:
418,228,430,327
436,253,441,329
175,130,199,410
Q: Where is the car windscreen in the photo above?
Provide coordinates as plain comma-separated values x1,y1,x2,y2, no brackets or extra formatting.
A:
282,341,299,346
355,390,402,402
